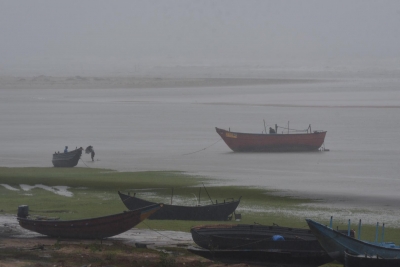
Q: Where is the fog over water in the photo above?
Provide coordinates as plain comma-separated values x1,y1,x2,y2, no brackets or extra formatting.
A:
1,1,400,219
1,1,400,75
1,72,400,213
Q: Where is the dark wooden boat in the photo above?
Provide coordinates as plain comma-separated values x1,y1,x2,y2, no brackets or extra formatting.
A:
216,126,327,152
187,246,332,267
306,219,400,263
191,223,319,249
118,191,241,221
17,204,162,239
52,148,83,167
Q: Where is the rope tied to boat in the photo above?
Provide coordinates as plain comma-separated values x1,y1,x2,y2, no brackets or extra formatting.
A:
181,139,221,156
80,157,90,168
142,221,187,241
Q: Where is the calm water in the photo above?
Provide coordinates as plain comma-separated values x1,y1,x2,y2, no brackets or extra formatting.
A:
1,73,400,211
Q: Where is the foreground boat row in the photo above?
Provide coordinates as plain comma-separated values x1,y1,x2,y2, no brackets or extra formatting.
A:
17,195,399,267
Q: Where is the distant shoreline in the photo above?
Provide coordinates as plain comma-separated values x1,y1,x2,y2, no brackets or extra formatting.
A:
0,76,325,90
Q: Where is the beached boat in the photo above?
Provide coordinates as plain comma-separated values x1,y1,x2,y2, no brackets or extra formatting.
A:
52,148,83,167
118,191,241,221
187,246,332,267
17,204,162,239
344,251,400,267
306,219,400,263
216,126,326,152
191,223,320,249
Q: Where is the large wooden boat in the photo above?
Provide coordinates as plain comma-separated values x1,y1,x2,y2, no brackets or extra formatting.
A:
344,251,400,267
17,204,162,239
191,223,319,249
187,246,332,267
306,219,400,263
216,126,327,152
52,148,83,167
118,191,241,221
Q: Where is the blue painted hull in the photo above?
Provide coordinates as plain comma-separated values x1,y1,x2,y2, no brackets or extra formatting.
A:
306,219,400,263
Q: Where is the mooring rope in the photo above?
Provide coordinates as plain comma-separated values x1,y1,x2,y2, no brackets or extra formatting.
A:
80,157,90,168
142,221,184,241
181,139,221,156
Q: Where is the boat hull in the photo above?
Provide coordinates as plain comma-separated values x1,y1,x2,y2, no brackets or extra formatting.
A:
208,235,323,251
18,204,161,239
52,149,82,167
344,251,400,267
216,127,326,152
187,246,332,267
306,219,400,263
118,191,240,221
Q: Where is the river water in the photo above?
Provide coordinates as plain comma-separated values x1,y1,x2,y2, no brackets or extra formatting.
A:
1,71,400,213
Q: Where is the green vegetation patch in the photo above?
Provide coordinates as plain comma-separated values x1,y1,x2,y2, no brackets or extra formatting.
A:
0,167,204,189
0,167,314,229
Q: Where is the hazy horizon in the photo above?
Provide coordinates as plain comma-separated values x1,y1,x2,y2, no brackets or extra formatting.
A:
1,0,400,76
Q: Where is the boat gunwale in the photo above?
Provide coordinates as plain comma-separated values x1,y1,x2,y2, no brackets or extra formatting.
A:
216,127,327,136
306,219,400,252
17,203,162,224
119,191,241,209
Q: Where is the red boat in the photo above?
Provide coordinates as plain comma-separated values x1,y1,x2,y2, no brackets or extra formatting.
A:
216,126,326,152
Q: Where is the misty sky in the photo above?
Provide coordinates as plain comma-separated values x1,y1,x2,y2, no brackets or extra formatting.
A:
1,0,400,75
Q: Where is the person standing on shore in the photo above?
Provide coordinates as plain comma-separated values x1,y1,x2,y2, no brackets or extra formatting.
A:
91,147,95,161
64,146,68,153
85,146,95,161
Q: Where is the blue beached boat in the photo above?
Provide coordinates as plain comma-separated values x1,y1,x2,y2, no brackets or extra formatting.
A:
306,219,400,263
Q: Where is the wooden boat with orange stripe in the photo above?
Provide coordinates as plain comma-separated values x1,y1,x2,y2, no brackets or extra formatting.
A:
216,124,326,152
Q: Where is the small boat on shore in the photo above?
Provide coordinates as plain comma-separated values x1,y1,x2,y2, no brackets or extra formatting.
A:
187,246,332,267
216,124,326,152
344,251,400,267
52,148,83,167
118,191,241,221
17,204,162,239
306,219,400,263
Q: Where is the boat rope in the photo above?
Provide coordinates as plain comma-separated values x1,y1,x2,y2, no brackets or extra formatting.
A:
141,221,185,241
181,139,221,156
79,157,90,168
203,183,214,205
